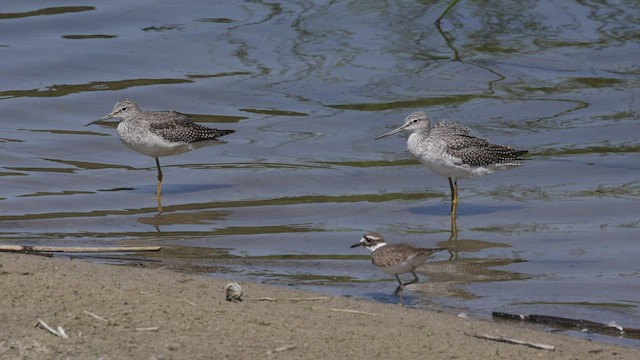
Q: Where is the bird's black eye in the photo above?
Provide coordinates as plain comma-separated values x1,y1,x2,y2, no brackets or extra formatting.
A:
412,119,418,123
121,107,127,111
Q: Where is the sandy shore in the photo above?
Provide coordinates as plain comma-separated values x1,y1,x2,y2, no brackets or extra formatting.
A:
0,253,637,359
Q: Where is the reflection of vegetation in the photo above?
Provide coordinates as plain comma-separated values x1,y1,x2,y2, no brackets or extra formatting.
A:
0,191,439,222
520,77,628,95
62,35,116,39
436,0,461,25
327,94,477,111
18,190,94,198
535,143,640,157
4,166,76,174
188,114,248,124
484,185,554,202
473,223,551,234
0,171,27,177
619,220,640,229
28,129,109,136
195,18,236,23
45,158,135,170
436,239,511,253
239,108,308,116
315,158,418,168
572,77,625,87
574,183,640,198
0,78,191,99
142,25,185,32
0,6,94,20
484,182,640,201
138,210,231,226
186,71,252,79
596,111,636,121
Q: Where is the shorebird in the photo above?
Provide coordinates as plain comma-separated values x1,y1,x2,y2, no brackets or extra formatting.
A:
351,232,445,305
375,111,527,234
85,99,234,211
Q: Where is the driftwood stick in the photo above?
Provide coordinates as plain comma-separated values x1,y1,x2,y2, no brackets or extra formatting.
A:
471,334,555,351
0,245,161,253
493,312,640,338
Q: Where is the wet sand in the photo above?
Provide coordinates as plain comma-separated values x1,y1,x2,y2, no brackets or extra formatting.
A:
0,253,637,359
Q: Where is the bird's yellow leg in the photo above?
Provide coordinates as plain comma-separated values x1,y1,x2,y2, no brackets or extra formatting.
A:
156,188,163,213
449,178,458,236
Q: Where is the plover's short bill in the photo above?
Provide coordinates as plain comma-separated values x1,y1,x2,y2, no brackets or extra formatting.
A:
351,232,445,305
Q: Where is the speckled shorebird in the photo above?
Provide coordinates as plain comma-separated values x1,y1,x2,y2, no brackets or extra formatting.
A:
351,232,445,305
375,112,527,234
85,100,234,211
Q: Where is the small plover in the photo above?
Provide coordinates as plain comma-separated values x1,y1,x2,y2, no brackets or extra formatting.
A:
351,232,445,304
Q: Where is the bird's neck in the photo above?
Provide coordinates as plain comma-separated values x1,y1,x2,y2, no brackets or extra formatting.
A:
368,242,387,253
407,128,431,157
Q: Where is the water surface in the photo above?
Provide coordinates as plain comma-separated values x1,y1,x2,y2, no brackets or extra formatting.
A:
1,0,639,347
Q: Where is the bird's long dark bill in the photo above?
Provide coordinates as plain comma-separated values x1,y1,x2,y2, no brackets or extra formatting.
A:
85,112,115,127
350,242,364,248
374,124,408,140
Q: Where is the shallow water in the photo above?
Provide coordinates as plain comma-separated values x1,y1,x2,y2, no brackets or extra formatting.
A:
1,0,639,347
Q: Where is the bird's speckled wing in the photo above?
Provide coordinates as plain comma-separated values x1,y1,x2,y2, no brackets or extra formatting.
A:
149,111,234,144
431,121,472,137
432,122,526,167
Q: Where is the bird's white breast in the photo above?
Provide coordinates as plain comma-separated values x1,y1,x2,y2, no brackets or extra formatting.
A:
407,133,494,179
117,121,194,158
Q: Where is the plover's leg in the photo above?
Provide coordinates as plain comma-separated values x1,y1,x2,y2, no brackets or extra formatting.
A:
394,275,405,305
402,272,420,286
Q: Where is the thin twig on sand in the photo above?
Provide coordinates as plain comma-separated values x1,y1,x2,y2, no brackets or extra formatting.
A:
83,310,110,323
471,334,555,351
266,344,296,355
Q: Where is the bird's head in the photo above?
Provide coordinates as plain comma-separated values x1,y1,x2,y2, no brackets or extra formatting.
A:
350,232,387,253
375,111,431,139
85,99,140,126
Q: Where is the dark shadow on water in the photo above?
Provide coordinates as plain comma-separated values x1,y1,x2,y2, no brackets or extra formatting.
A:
408,203,524,216
369,291,403,305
